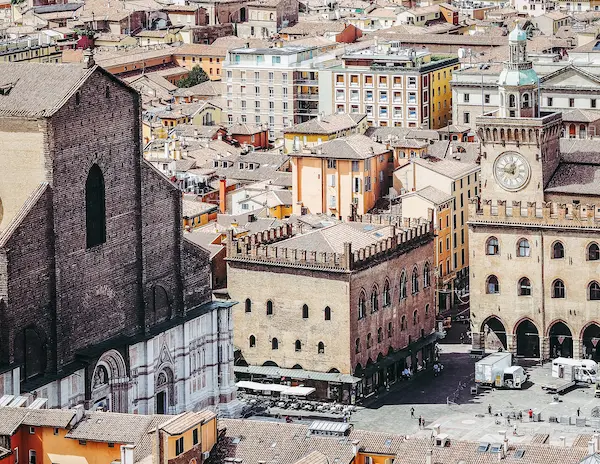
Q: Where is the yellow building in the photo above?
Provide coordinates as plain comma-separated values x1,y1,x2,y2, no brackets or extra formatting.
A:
283,113,368,153
135,28,184,46
0,42,61,63
321,43,459,130
173,44,228,81
291,134,393,219
394,157,480,310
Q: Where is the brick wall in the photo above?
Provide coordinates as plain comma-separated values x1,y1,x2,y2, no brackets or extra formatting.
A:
3,186,56,374
350,235,435,372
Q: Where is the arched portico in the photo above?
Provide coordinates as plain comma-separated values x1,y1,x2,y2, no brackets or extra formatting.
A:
582,323,600,360
514,319,540,358
481,316,507,351
91,349,129,413
548,320,573,359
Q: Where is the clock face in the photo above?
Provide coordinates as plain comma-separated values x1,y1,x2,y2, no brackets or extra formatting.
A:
493,151,531,191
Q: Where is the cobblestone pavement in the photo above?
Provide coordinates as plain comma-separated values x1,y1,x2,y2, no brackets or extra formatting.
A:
351,344,600,446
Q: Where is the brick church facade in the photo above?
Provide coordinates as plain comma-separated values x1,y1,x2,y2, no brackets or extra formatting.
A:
0,59,239,415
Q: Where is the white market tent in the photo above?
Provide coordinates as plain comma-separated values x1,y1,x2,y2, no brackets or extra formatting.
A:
237,381,316,396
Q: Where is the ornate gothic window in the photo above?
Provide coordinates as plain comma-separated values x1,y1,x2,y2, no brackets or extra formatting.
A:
552,241,565,259
383,280,391,306
589,281,600,301
371,286,379,313
423,263,431,288
399,271,407,300
358,292,366,320
588,243,600,261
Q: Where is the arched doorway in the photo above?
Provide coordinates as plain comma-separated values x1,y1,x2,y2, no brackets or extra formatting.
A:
549,321,573,358
582,324,600,360
515,319,539,358
155,367,174,415
91,349,129,413
482,316,507,350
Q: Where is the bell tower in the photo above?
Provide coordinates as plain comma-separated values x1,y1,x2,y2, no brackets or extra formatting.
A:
475,26,562,206
498,27,540,119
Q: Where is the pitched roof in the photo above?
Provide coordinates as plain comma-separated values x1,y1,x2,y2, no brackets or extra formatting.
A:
285,113,365,135
65,411,163,444
0,63,95,118
0,407,76,435
292,134,389,159
561,108,600,123
274,222,395,254
229,122,265,135
406,185,453,205
158,411,216,435
412,156,479,180
545,162,600,196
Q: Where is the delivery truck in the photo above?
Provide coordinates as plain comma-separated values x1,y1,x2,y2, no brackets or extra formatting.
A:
475,352,526,389
552,358,597,383
542,358,598,394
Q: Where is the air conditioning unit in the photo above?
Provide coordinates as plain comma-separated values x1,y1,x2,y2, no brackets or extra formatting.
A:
201,451,210,459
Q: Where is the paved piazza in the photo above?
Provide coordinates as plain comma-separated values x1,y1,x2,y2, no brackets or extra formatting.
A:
351,344,600,446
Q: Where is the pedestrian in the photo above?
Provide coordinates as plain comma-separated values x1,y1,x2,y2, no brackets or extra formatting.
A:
577,407,581,417
410,407,415,419
528,409,533,421
419,416,424,428
488,404,492,415
507,416,511,426
513,424,518,436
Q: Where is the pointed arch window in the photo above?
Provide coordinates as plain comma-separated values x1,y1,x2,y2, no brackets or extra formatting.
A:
249,335,256,348
399,271,407,300
324,306,331,321
302,304,309,319
588,243,600,261
371,286,379,313
411,267,419,294
423,263,431,288
383,280,391,307
86,164,106,248
589,281,600,301
552,241,565,259
245,298,252,312
266,300,273,315
295,340,302,351
552,279,565,299
358,292,366,320
377,327,383,343
318,342,325,354
271,338,279,350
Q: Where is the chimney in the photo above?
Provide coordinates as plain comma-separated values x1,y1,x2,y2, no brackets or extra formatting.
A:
219,177,227,214
594,433,600,451
73,405,85,424
120,445,135,464
351,440,360,457
425,450,432,464
589,441,595,456
503,438,509,456
560,436,566,447
83,48,95,68
193,128,198,137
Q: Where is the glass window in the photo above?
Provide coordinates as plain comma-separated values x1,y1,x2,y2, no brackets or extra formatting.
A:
552,280,565,298
486,275,499,294
517,239,530,257
552,241,565,259
518,277,531,296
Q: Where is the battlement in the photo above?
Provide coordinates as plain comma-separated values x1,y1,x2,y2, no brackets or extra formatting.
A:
476,111,562,146
469,198,600,229
226,220,433,272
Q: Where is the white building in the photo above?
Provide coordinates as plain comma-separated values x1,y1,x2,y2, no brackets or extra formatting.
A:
230,180,292,216
223,45,338,139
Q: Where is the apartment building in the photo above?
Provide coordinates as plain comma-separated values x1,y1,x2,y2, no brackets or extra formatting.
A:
318,41,459,130
290,134,393,219
223,45,336,139
395,157,480,309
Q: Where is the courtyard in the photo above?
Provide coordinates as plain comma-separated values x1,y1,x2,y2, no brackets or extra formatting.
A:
351,343,600,446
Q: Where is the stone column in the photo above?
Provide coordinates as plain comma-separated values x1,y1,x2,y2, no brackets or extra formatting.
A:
472,331,484,350
506,334,515,355
573,338,583,360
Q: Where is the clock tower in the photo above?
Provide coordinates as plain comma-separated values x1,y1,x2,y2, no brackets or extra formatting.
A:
475,26,562,206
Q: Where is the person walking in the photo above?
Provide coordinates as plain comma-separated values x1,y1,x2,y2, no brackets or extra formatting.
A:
577,407,581,417
410,407,415,419
488,404,492,415
528,409,533,421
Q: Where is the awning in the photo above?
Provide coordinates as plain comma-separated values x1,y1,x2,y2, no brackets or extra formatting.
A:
236,381,289,392
236,381,316,396
282,386,315,396
234,365,360,384
47,455,89,464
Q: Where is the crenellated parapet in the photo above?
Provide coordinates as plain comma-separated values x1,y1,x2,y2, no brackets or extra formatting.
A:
226,221,433,272
354,213,429,229
468,197,600,229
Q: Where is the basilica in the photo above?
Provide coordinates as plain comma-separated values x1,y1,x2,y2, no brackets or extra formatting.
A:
470,28,600,360
0,58,239,415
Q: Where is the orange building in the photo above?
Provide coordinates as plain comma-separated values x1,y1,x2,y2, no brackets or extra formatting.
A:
291,134,393,220
0,407,217,464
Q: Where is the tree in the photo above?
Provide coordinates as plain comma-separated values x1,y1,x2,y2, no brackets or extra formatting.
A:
177,66,209,88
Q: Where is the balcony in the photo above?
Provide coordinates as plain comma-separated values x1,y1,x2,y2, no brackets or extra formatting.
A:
297,93,319,101
296,79,319,85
